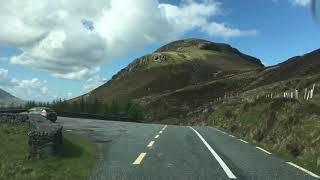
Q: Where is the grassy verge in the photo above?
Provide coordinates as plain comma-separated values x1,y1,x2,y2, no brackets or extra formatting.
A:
208,96,320,175
0,123,98,180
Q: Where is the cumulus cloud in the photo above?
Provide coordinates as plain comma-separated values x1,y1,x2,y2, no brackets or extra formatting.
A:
201,22,258,38
0,69,8,79
82,76,107,93
0,69,50,101
0,0,257,80
289,0,311,6
0,68,13,86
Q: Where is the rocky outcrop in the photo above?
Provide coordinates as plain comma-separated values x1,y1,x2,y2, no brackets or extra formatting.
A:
28,115,63,158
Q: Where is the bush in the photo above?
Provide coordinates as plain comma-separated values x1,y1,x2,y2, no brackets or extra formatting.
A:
286,140,305,157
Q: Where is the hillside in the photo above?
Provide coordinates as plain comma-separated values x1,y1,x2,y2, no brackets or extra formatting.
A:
252,48,320,86
0,88,24,107
71,39,320,124
69,39,320,173
73,39,264,103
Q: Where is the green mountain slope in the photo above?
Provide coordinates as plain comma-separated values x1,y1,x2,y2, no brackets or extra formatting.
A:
69,39,320,174
73,39,264,103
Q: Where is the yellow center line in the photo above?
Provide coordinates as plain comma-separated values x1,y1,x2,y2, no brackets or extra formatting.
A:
159,130,163,134
155,135,160,139
147,141,155,147
133,153,147,165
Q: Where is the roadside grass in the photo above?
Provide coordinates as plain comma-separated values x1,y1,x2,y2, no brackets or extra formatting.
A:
209,96,320,175
0,124,98,180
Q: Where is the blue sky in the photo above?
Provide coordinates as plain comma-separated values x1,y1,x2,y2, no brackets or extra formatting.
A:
0,0,319,101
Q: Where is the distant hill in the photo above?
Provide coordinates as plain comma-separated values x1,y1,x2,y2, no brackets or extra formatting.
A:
253,49,320,86
0,88,24,107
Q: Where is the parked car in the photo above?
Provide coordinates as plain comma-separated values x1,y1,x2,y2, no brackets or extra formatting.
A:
28,107,58,123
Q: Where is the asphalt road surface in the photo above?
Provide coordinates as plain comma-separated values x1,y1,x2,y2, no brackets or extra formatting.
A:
58,117,320,180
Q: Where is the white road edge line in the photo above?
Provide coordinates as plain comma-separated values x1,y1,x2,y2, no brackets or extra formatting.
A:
229,135,235,138
147,141,155,147
287,162,320,178
256,147,272,155
239,139,249,144
155,135,160,139
133,153,147,165
189,127,237,179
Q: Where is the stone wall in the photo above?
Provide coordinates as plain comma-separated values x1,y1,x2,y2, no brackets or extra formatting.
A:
0,113,63,158
0,113,29,124
28,115,63,158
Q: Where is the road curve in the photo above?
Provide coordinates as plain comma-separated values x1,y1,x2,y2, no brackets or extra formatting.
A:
58,117,319,180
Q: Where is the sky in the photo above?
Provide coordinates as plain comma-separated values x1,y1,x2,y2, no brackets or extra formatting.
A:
0,0,319,102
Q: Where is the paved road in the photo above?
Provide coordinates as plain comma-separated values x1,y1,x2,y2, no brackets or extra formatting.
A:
58,117,319,180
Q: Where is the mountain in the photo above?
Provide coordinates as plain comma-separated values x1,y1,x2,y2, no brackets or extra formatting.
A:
70,40,320,173
74,39,264,103
72,38,319,123
253,48,320,86
0,88,24,107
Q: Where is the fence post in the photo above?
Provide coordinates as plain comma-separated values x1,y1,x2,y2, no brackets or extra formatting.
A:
304,88,308,100
310,84,315,99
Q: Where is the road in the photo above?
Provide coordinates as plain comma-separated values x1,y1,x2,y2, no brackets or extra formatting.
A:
58,117,320,180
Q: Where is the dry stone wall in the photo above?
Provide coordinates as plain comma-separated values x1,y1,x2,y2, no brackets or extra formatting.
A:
0,113,63,158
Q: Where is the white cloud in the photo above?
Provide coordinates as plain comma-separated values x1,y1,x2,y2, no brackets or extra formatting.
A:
0,68,8,79
41,87,49,94
67,92,73,99
1,0,257,80
0,68,13,86
201,22,258,38
289,0,311,6
0,69,50,101
82,76,106,93
10,78,50,99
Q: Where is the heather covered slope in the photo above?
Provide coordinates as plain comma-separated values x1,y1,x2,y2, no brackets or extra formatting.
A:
73,39,264,103
252,49,320,87
71,39,320,125
69,39,320,173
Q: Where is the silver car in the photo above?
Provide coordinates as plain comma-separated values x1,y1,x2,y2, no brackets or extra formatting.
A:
28,107,58,123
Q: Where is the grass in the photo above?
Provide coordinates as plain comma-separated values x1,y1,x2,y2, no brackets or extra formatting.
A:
0,124,98,180
209,96,320,175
